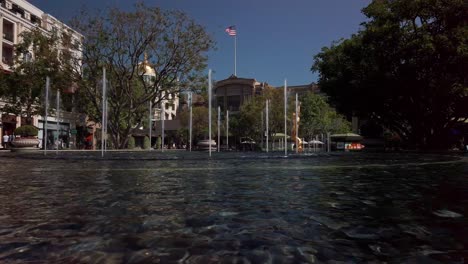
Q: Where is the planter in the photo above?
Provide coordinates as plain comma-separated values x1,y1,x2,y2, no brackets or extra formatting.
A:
11,137,40,148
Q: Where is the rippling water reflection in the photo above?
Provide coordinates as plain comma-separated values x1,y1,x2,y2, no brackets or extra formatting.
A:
0,152,466,263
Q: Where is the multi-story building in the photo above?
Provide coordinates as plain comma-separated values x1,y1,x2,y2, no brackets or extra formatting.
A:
287,83,320,97
214,75,320,114
139,57,179,122
214,75,273,113
0,0,82,149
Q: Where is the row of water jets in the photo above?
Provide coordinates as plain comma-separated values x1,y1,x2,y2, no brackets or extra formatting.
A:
42,69,331,157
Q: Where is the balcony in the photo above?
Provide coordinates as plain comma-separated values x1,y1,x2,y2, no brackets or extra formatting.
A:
3,19,14,43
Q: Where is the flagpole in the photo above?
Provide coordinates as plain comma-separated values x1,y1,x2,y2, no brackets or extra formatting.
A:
234,34,237,76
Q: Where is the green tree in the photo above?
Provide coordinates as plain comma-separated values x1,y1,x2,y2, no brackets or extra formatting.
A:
0,28,75,125
232,87,296,145
299,92,351,140
70,2,214,149
313,0,467,148
178,106,216,144
232,95,265,143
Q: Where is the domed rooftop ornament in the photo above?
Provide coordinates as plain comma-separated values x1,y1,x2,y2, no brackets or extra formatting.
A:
138,53,156,76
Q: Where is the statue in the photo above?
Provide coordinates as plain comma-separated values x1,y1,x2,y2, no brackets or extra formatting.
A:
291,105,303,152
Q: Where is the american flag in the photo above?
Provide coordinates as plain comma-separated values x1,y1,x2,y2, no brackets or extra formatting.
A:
225,26,236,36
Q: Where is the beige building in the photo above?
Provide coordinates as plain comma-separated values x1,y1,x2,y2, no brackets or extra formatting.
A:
287,83,320,97
0,0,82,149
214,75,319,114
214,75,273,113
138,57,180,122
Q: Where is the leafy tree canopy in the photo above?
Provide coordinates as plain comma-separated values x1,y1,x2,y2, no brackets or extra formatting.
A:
312,0,467,148
70,2,215,148
299,92,351,139
0,28,75,124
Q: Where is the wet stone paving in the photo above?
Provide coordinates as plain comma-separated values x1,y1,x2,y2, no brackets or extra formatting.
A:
0,152,467,263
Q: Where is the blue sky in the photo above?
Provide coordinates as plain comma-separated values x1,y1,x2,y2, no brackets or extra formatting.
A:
29,0,371,86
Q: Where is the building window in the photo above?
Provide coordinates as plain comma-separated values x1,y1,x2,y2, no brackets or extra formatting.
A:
217,96,225,111
11,4,24,17
2,43,14,66
227,95,240,111
31,15,41,26
3,19,14,42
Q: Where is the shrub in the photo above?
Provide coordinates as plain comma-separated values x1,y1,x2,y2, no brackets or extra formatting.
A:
143,136,151,149
127,136,135,149
155,137,162,149
14,125,39,137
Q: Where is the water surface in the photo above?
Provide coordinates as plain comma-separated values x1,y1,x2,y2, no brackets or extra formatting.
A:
0,152,466,263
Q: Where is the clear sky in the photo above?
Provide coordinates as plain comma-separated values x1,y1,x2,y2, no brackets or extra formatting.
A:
29,0,371,86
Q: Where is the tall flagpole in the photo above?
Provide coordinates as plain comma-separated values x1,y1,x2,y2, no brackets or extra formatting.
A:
226,26,237,76
234,34,237,76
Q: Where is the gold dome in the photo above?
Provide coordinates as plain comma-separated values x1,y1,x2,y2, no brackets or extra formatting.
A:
139,53,156,76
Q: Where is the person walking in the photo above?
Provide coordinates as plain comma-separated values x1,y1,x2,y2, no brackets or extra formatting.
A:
3,132,9,149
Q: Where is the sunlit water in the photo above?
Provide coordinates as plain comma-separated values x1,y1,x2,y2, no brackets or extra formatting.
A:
0,151,466,263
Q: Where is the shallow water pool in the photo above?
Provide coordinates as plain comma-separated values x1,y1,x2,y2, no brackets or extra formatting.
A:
0,152,466,263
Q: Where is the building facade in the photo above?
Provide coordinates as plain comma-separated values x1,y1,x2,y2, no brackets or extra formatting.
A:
0,0,82,149
139,57,180,122
214,75,320,114
214,75,272,113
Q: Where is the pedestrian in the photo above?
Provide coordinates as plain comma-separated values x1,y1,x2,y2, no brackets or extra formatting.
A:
3,132,9,149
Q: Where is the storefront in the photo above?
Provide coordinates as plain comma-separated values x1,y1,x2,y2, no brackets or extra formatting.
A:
38,120,71,149
1,114,17,135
